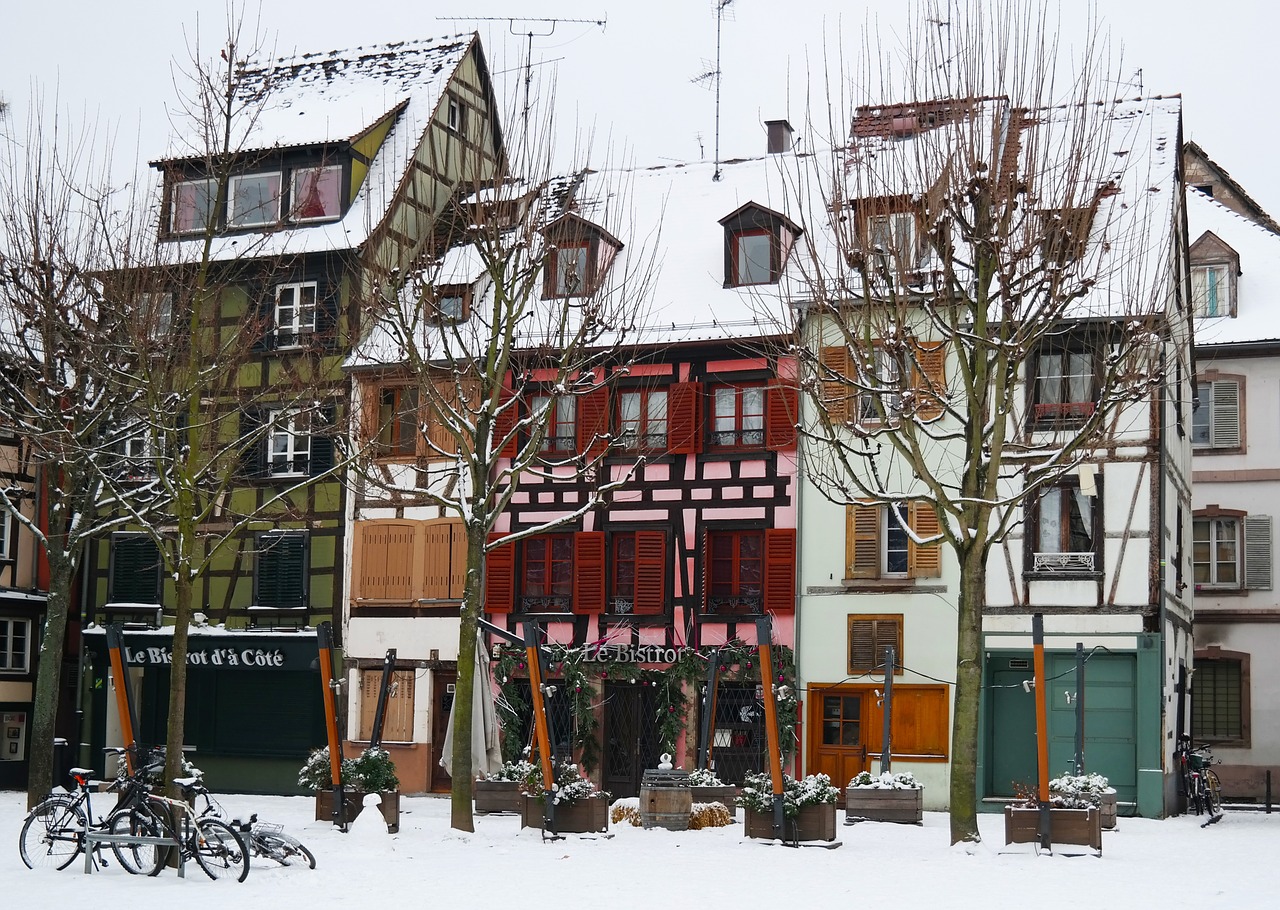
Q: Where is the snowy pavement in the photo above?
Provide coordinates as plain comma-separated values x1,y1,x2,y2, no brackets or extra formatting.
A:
5,791,1276,908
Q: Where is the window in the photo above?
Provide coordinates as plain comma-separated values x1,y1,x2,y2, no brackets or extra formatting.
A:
821,693,862,747
1192,653,1248,745
117,428,154,481
847,614,903,675
447,97,467,135
0,617,30,673
290,166,341,221
711,384,765,448
541,214,622,299
1193,378,1241,450
730,229,773,285
0,512,9,561
171,178,216,234
547,242,589,297
358,669,415,742
137,293,174,338
1030,483,1098,573
376,386,420,457
352,519,466,603
1195,516,1239,589
274,282,318,347
228,172,282,227
1032,346,1096,423
523,534,574,612
820,342,946,425
706,530,763,614
845,501,941,581
864,212,918,268
254,532,307,610
618,389,668,450
857,347,902,423
109,534,162,604
533,394,576,453
267,409,312,476
1192,264,1233,318
431,285,470,324
609,530,666,615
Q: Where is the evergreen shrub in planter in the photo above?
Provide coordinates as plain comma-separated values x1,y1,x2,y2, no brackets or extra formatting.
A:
518,760,610,834
686,768,738,819
737,771,839,841
845,770,924,824
476,760,535,814
300,746,401,831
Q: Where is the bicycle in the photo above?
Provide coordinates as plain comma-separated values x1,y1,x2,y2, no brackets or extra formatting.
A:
1175,736,1224,826
178,776,315,869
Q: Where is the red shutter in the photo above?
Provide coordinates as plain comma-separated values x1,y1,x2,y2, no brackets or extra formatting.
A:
494,389,518,459
765,382,799,451
632,531,667,615
702,530,711,611
574,531,606,613
763,528,796,614
483,532,515,613
667,382,703,454
576,386,610,459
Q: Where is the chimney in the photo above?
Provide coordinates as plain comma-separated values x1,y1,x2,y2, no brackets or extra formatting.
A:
766,119,794,154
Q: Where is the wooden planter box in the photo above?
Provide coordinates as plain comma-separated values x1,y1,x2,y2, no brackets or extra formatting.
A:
519,794,610,834
1004,805,1102,854
1048,790,1118,830
744,803,837,842
844,786,924,824
474,780,523,814
315,788,401,832
690,785,739,819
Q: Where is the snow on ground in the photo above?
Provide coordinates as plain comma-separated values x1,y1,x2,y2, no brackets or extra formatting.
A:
4,790,1276,908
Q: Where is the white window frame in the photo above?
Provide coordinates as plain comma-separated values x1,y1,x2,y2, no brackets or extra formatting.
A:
267,409,311,477
0,511,9,560
1192,263,1235,318
882,503,910,578
274,282,318,347
0,617,31,673
857,348,902,423
228,172,282,228
171,178,216,235
447,97,467,135
1194,517,1241,590
1032,484,1097,573
289,165,342,222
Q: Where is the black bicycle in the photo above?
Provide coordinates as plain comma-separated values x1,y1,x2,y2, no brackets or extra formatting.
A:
179,776,315,869
1176,736,1223,824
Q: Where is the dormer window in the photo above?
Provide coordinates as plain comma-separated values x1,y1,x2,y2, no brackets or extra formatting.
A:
1189,231,1240,319
229,172,282,228
853,199,923,276
432,285,471,324
172,178,216,235
290,165,341,222
542,214,623,299
720,203,800,288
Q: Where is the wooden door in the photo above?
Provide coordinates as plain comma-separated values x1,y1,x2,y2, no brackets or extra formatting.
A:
430,670,457,793
807,687,868,793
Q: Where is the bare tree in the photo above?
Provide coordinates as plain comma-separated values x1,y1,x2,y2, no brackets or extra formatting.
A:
780,1,1183,842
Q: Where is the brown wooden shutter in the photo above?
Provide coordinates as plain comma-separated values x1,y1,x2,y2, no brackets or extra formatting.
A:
448,521,468,600
576,386,610,458
763,528,796,614
846,503,881,579
360,669,416,742
820,346,852,426
494,389,519,459
912,341,947,421
765,381,799,451
422,521,455,599
632,531,667,615
848,616,903,673
908,501,942,578
574,531,606,613
356,522,416,601
667,381,703,454
483,532,515,613
426,380,460,455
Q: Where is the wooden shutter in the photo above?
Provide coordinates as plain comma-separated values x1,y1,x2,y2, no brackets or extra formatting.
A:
356,522,415,601
763,528,797,614
111,536,161,604
632,531,667,615
494,389,519,459
908,501,942,578
449,521,468,600
820,346,852,426
765,382,799,451
239,410,266,479
483,532,515,613
848,616,902,674
667,381,703,454
422,521,458,600
309,404,336,477
1210,379,1241,449
574,531,606,613
359,669,415,742
576,386,610,458
912,342,947,421
846,503,880,579
1245,514,1273,590
256,533,307,609
702,530,711,610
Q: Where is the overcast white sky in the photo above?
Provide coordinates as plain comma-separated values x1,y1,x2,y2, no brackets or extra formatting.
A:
2,1,1278,214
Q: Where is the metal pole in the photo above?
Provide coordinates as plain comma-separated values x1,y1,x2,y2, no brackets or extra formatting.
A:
1074,642,1086,774
755,617,786,840
698,647,721,772
315,622,347,831
104,624,138,775
880,645,894,775
368,648,397,750
1032,614,1051,850
522,621,557,835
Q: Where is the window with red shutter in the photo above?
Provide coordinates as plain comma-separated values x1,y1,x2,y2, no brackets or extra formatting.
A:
574,531,606,613
483,532,515,613
611,530,666,615
763,527,797,613
765,382,799,450
523,533,574,611
705,529,764,615
576,387,610,458
667,382,703,454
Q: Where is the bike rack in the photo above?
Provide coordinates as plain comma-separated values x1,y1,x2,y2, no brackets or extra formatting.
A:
82,831,187,877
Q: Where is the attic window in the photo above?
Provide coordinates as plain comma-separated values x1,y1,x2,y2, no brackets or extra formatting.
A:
171,178,216,235
542,215,623,299
432,285,470,323
719,203,800,288
447,97,467,136
731,230,773,285
229,172,282,228
291,166,341,222
1192,264,1235,318
549,242,590,297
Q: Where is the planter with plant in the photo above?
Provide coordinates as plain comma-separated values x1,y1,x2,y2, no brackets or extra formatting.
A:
686,767,738,818
1004,777,1104,854
1048,771,1117,829
845,770,924,824
300,746,401,831
476,759,536,814
518,759,610,834
738,771,839,842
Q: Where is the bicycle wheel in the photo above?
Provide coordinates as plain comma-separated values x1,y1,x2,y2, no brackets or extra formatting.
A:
1191,774,1207,816
19,796,85,871
193,818,249,882
1204,769,1224,816
108,807,169,876
258,832,316,869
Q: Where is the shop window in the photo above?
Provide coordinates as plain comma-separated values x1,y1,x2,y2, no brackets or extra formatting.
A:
1029,482,1099,574
617,388,668,450
1194,511,1272,591
290,165,342,222
1193,378,1241,450
847,614,903,675
254,532,307,610
0,617,31,673
710,384,765,448
845,501,941,581
1192,653,1248,746
109,534,162,605
170,178,216,235
228,172,282,228
358,669,416,742
610,530,666,615
1031,344,1096,425
275,282,318,347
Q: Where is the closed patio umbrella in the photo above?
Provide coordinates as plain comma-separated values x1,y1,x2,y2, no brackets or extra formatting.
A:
440,633,503,778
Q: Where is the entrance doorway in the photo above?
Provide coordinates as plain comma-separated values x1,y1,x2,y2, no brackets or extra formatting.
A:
806,689,869,790
430,670,456,793
603,683,659,798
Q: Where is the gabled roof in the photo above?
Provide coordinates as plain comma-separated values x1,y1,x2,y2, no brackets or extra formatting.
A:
1184,141,1280,236
1188,189,1280,347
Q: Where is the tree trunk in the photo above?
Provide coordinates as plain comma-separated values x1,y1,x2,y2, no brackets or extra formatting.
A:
164,547,195,796
448,524,486,831
949,543,987,843
25,556,74,809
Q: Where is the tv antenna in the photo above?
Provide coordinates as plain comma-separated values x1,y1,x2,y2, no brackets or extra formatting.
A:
691,0,735,181
439,15,607,140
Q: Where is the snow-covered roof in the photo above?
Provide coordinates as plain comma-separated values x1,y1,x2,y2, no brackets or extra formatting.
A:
1188,188,1280,347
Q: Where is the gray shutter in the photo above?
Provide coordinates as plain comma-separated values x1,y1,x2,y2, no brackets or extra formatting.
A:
1211,379,1240,448
1245,515,1272,590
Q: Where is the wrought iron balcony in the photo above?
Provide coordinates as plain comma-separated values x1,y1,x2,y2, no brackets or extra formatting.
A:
519,595,571,613
1032,552,1095,573
705,594,764,615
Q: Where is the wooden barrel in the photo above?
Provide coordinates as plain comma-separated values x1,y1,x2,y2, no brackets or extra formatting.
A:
640,785,693,831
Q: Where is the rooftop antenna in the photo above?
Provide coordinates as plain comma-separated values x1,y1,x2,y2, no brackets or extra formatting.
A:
691,0,735,181
439,15,606,141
